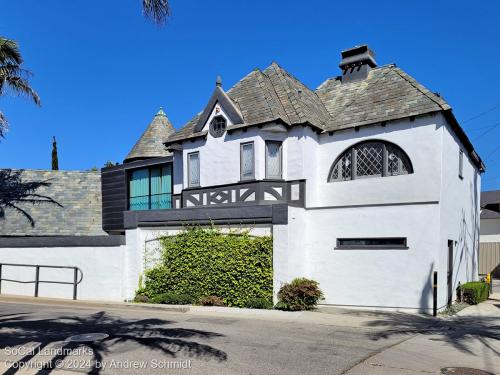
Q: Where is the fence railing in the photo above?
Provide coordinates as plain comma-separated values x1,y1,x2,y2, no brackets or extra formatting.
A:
0,263,83,300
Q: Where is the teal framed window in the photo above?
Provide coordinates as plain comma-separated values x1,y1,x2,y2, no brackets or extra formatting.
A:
128,164,173,210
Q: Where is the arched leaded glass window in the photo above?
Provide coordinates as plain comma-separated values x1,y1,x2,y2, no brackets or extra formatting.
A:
328,140,413,182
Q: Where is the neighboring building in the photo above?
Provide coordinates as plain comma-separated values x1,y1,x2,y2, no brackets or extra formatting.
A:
0,45,485,311
101,45,484,312
479,190,500,276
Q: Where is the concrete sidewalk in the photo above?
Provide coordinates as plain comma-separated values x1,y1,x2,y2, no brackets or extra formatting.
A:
345,296,500,375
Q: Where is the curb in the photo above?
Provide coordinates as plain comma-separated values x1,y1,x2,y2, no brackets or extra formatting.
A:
0,295,190,313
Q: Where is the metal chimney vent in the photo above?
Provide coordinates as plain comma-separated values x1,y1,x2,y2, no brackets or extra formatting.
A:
339,45,377,83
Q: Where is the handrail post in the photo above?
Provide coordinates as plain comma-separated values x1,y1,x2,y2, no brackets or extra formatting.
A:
432,271,438,317
34,265,40,297
0,264,2,294
73,268,78,300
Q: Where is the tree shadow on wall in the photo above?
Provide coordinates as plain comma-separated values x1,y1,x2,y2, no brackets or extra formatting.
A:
0,169,62,227
0,311,227,374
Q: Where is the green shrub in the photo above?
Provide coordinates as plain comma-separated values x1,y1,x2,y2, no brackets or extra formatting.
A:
276,278,324,311
134,294,150,303
151,292,195,305
141,227,273,307
245,297,273,309
460,281,489,305
199,295,225,306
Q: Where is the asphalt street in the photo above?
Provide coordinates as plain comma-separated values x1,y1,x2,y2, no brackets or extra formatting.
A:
0,301,407,375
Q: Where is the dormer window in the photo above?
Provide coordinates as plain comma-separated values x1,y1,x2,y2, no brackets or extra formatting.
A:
209,116,227,138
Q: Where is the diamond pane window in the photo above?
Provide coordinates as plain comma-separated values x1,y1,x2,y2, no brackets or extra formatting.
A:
328,141,412,182
355,142,383,178
266,141,282,179
241,142,254,180
188,152,200,187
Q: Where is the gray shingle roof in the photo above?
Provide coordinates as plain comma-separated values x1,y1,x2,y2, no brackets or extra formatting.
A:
125,108,175,162
481,190,500,205
316,64,450,131
166,63,450,144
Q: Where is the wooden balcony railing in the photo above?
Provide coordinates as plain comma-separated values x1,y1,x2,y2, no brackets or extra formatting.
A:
172,180,305,209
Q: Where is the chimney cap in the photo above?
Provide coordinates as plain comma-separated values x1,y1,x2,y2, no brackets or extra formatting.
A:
339,45,377,69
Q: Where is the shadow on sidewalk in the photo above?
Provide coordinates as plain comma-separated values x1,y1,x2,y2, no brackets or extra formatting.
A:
344,309,500,355
0,311,227,375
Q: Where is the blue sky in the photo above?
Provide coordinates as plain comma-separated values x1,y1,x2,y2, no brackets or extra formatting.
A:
1,0,499,190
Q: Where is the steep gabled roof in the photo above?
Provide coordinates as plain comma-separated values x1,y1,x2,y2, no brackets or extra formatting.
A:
315,64,450,132
162,61,482,170
165,63,331,144
125,108,175,163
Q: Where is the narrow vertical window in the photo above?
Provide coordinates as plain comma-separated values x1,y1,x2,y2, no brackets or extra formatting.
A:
129,168,149,210
240,142,254,181
459,150,464,179
188,152,200,187
266,141,282,179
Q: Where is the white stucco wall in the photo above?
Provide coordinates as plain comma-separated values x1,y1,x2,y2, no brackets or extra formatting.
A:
480,218,500,242
438,118,481,308
0,246,125,301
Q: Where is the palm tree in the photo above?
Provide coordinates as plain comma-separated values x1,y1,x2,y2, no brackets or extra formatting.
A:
142,0,171,25
0,36,40,137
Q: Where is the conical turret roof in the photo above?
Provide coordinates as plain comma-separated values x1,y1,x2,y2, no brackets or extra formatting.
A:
124,108,175,163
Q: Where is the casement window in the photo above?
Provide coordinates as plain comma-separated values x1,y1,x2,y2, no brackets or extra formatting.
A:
336,238,408,249
328,140,413,182
459,150,464,179
240,142,255,181
188,152,200,187
129,164,172,211
265,141,283,179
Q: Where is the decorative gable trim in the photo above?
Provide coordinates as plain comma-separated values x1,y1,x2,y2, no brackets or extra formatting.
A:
195,86,244,132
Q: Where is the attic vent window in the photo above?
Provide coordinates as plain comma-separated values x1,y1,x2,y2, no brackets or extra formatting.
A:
209,116,226,138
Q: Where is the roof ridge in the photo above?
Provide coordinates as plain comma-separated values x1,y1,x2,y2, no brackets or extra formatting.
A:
258,67,291,123
267,63,306,122
391,66,450,110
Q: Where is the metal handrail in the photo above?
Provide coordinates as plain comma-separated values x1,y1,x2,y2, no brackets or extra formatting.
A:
0,263,83,300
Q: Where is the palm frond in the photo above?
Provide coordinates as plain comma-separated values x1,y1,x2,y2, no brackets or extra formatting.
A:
0,110,6,138
3,75,41,105
142,0,171,25
0,37,22,65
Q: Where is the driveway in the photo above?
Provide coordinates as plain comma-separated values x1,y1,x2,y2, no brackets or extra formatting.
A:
0,300,408,375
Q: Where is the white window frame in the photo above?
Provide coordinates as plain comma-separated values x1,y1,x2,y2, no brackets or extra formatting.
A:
265,141,283,179
187,151,200,187
240,142,255,181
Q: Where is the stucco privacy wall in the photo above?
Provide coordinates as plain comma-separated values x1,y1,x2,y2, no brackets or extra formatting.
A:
438,120,481,306
124,225,272,301
0,169,106,236
0,245,125,301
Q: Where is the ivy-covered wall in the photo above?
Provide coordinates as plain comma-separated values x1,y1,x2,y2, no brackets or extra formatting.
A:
139,227,273,307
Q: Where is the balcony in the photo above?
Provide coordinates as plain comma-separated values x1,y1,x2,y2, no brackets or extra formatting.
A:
171,180,305,209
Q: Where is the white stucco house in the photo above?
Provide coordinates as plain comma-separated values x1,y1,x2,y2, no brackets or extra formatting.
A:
0,45,484,312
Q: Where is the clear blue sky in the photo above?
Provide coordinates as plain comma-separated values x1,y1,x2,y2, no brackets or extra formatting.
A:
1,0,499,190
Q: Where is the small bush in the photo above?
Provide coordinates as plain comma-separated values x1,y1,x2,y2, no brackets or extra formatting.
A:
151,293,195,305
459,282,489,305
134,294,150,303
199,295,225,306
245,297,273,309
276,278,324,311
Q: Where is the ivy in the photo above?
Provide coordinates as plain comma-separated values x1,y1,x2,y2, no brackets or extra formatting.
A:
139,227,273,307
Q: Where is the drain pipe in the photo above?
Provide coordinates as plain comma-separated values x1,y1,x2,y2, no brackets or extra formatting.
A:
433,271,438,317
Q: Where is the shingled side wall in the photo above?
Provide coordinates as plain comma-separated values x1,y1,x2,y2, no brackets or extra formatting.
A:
0,169,106,236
